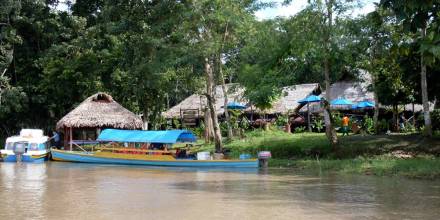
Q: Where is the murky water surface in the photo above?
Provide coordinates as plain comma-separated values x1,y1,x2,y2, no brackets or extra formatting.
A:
1,162,439,220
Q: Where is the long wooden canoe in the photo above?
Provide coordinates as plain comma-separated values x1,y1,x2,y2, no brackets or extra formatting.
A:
51,149,258,168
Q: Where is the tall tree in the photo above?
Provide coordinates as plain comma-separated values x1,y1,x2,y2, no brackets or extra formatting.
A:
181,0,259,152
0,0,21,106
380,0,440,136
322,0,338,147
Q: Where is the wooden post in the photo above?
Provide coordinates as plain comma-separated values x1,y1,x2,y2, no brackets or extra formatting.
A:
250,105,254,122
64,127,68,149
69,127,73,151
307,103,311,132
412,103,416,127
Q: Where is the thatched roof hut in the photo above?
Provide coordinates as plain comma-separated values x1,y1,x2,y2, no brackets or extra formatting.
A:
56,93,143,130
306,79,435,112
163,83,321,118
267,83,320,114
302,80,374,112
163,84,246,119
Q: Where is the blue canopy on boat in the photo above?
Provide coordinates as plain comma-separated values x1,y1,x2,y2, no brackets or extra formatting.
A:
298,95,321,104
331,98,354,105
226,102,247,110
97,129,197,144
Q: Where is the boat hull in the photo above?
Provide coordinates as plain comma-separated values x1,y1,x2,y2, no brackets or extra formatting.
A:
1,153,48,163
51,150,258,168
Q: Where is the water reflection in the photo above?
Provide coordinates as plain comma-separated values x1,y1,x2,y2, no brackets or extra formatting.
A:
0,162,439,220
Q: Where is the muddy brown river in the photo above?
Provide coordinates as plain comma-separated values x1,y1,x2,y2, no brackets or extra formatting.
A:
1,162,439,220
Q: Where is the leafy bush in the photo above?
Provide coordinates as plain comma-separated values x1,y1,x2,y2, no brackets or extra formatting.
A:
294,126,306,133
332,112,342,127
223,131,331,159
275,114,288,126
432,109,440,131
172,118,181,129
377,119,389,132
240,117,250,130
312,118,324,132
191,123,205,138
219,121,228,136
363,115,374,134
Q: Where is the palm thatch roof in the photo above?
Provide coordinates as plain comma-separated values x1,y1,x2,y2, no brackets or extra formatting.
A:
303,80,375,112
306,77,435,112
56,93,143,130
325,81,374,102
267,83,320,114
163,83,246,118
163,83,321,118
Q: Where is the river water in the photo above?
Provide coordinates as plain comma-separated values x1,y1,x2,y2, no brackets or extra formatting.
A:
0,162,439,220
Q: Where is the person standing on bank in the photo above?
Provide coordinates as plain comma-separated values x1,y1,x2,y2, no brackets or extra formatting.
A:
52,131,61,149
399,114,406,131
342,115,350,136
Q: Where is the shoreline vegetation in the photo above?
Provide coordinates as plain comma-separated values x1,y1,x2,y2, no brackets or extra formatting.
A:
194,129,440,179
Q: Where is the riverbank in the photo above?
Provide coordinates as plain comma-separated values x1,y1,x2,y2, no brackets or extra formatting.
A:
196,129,440,179
271,156,440,179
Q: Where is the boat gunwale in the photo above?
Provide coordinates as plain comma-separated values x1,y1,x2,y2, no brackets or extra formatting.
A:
50,149,258,163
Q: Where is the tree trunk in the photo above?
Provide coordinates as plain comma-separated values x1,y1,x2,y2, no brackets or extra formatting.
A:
372,80,380,134
412,103,416,127
205,57,223,153
307,103,311,132
204,106,214,143
323,0,338,149
392,104,398,132
219,55,233,140
322,100,338,149
420,26,432,137
218,22,233,140
143,109,149,130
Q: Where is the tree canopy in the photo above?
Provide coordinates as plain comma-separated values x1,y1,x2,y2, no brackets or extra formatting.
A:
1,0,439,142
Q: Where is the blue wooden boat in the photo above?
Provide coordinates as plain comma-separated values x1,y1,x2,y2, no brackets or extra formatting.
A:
51,149,258,168
51,129,258,168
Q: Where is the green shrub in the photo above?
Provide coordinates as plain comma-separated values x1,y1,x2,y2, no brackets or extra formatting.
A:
432,109,440,131
294,126,306,133
172,118,181,129
312,118,324,132
363,115,374,134
377,119,389,132
333,112,342,127
275,114,288,127
224,131,330,159
240,117,250,130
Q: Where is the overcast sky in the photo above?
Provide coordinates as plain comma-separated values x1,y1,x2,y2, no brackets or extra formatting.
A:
56,0,379,19
255,0,379,20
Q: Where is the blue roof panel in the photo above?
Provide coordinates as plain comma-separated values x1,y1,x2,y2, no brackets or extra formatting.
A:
298,95,321,104
97,129,197,144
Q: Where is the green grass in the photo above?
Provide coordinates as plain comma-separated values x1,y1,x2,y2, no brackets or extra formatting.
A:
195,129,331,159
271,156,440,179
196,129,440,159
195,129,440,179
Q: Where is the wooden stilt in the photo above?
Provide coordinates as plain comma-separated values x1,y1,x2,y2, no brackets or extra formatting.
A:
412,103,416,127
307,103,311,132
69,127,73,151
64,127,68,149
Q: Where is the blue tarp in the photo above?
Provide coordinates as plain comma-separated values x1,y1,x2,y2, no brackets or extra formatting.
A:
353,101,375,109
97,129,197,144
298,95,321,104
226,102,247,110
331,98,354,105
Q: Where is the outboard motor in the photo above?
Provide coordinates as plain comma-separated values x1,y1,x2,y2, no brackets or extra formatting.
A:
13,143,26,163
258,151,271,168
